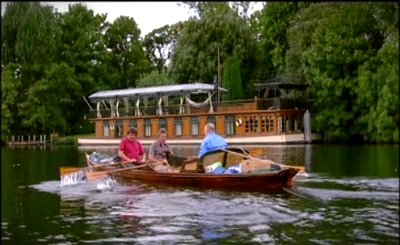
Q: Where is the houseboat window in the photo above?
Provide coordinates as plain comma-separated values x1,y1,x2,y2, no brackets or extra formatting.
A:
207,116,216,128
159,118,167,130
260,115,266,133
225,115,235,136
286,118,291,132
103,122,110,137
144,119,152,137
268,115,274,132
130,119,137,130
116,120,123,137
175,118,182,136
191,117,199,136
245,115,258,133
278,116,283,133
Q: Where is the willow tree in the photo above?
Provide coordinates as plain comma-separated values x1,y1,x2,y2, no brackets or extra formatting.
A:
1,64,22,141
170,2,257,98
356,3,399,143
1,2,59,136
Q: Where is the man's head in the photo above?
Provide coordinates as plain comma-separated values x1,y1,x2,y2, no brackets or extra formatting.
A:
204,123,215,135
158,128,168,144
127,127,137,141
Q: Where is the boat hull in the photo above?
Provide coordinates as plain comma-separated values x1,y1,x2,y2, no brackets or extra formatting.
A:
116,167,299,193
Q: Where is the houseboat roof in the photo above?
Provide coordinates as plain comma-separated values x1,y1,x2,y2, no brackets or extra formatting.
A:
88,82,228,102
254,82,308,91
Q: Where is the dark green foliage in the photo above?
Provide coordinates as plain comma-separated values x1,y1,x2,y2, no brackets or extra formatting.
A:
286,3,399,142
170,2,257,99
105,16,151,88
1,2,398,143
137,70,175,87
222,54,243,101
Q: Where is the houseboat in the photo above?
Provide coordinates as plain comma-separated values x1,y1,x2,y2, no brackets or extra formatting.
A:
79,81,321,146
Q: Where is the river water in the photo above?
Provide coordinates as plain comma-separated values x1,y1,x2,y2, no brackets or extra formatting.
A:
1,144,399,244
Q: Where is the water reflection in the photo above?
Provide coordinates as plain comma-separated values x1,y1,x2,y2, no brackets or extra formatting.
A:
29,173,399,244
2,144,399,244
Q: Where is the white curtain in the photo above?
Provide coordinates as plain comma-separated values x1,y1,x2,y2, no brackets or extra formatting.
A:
156,97,163,115
115,99,120,117
110,99,116,117
96,101,102,118
135,98,141,116
179,96,185,114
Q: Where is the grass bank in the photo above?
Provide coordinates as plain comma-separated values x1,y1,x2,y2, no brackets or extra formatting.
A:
53,133,95,146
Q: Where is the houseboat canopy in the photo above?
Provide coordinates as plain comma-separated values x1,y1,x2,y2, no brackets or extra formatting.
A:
88,82,228,103
87,82,228,117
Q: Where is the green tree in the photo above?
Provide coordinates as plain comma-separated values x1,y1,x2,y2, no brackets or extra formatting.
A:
143,23,183,73
222,54,243,101
55,3,110,134
171,2,257,98
256,2,302,77
303,3,395,141
1,2,59,136
356,3,399,143
105,16,150,89
137,70,175,87
285,3,334,83
1,2,31,65
19,63,80,134
1,64,22,141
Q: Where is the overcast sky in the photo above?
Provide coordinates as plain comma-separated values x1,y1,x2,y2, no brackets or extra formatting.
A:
1,2,264,37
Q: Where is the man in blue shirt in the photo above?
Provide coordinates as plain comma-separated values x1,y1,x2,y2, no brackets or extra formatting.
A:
198,123,228,158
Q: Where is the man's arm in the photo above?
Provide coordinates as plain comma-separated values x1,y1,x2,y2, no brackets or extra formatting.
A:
118,150,136,162
138,143,146,163
148,142,158,163
198,140,208,158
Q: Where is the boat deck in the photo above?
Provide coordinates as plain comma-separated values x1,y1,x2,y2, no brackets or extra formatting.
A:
77,133,321,146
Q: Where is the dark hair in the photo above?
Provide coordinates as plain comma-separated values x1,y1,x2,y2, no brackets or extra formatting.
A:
127,127,137,135
159,128,167,135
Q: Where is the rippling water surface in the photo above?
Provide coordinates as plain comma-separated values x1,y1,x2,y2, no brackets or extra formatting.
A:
2,144,399,244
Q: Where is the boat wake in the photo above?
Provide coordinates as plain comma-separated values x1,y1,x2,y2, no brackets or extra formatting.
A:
293,174,399,202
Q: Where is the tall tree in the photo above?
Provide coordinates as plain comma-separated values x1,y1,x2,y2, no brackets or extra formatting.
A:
1,2,59,136
170,2,257,98
356,3,399,143
1,63,22,141
143,22,184,73
289,3,399,142
222,54,243,101
105,16,150,89
256,2,303,77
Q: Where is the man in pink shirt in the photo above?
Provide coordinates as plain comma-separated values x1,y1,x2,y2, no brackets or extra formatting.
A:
119,128,146,167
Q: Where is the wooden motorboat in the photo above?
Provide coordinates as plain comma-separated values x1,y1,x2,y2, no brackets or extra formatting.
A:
86,147,304,193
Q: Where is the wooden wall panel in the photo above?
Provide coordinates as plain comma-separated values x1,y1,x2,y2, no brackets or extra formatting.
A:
122,119,129,137
151,118,158,137
199,116,207,137
216,116,225,135
136,118,144,138
167,118,174,137
182,117,190,137
95,121,103,138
